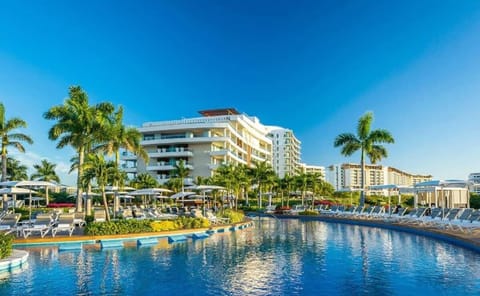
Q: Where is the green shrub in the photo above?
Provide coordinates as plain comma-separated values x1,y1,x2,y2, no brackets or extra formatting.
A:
470,194,480,209
85,219,154,236
298,210,318,216
0,234,14,259
85,217,211,235
219,209,244,223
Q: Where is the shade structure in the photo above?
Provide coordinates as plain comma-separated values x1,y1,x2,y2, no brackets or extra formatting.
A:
413,180,470,212
0,180,58,188
185,185,226,214
414,180,470,188
0,180,59,210
130,188,173,196
0,187,37,211
170,191,196,199
0,187,37,195
104,185,136,191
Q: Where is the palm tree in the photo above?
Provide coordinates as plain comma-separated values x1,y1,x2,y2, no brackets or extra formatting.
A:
44,86,114,212
173,159,190,194
0,103,33,182
130,172,158,189
334,111,394,206
6,157,28,181
249,160,275,208
30,159,61,205
95,105,148,167
82,153,116,222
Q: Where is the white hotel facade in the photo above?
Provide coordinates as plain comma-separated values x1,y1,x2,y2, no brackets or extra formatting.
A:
122,109,305,184
326,163,432,193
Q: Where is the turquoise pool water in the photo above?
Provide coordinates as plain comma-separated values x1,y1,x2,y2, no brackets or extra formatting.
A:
2,217,480,295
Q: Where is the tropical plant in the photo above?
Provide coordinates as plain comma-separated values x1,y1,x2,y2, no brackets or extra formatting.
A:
0,103,33,182
94,105,148,170
173,159,190,194
81,153,117,221
334,111,394,206
249,161,275,208
30,159,61,205
6,157,28,181
130,172,158,189
44,86,114,212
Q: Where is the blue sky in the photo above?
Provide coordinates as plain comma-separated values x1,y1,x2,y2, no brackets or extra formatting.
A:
1,1,480,185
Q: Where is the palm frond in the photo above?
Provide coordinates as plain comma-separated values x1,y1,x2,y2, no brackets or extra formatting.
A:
357,111,373,140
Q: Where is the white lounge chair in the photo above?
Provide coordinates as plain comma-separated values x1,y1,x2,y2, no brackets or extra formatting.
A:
23,214,54,238
206,211,229,224
0,213,21,235
52,214,76,237
73,212,86,227
94,210,107,222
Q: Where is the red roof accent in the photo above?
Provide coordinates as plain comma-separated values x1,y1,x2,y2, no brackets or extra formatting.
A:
198,108,240,116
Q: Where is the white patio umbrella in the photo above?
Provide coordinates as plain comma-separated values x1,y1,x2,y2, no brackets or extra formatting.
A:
186,185,225,213
130,188,173,206
170,191,196,199
0,187,37,213
0,180,58,207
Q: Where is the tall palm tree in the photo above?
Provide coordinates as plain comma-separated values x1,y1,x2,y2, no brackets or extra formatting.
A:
173,159,190,194
82,153,116,222
0,103,33,182
334,111,394,206
94,105,148,167
295,173,310,207
6,157,28,181
44,86,114,212
249,160,275,208
30,159,61,205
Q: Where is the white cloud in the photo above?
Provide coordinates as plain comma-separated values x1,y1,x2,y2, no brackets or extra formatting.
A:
9,150,77,186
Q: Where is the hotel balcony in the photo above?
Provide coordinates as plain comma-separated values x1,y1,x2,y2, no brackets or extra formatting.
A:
142,135,228,146
147,162,194,171
148,147,194,158
155,176,194,186
120,164,138,173
120,151,138,160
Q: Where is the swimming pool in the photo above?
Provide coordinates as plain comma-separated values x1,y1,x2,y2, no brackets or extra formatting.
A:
2,217,480,295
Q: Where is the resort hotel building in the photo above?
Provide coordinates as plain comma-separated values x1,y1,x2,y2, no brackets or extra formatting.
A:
326,163,432,194
267,127,302,178
468,172,480,194
300,163,326,181
121,108,305,184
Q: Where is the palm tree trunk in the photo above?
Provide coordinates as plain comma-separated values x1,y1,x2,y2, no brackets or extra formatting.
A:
1,150,7,211
45,187,49,206
1,150,6,182
76,147,85,212
360,148,366,206
102,189,110,222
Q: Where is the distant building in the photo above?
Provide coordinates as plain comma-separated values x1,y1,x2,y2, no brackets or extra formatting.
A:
300,163,326,180
468,172,480,194
267,127,302,178
326,163,432,193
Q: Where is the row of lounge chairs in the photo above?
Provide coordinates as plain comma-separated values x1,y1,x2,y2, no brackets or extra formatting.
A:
0,211,86,238
316,204,480,233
